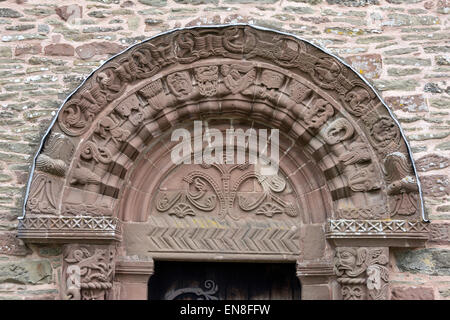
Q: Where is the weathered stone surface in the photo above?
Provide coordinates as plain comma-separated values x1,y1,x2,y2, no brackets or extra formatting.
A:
283,6,314,14
424,46,450,54
409,132,450,141
28,56,67,66
356,36,395,44
82,26,123,33
430,97,450,110
420,175,450,197
144,18,164,25
383,13,440,27
416,154,449,172
386,0,424,3
385,95,427,112
387,68,421,77
224,14,254,24
0,46,11,58
5,25,35,31
439,288,450,298
288,0,322,3
383,47,419,56
0,233,30,256
37,245,62,257
345,54,382,79
15,43,42,56
174,0,219,4
436,141,450,150
75,41,126,59
424,83,448,94
55,5,82,22
395,248,450,276
300,224,325,260
385,58,431,67
185,15,221,26
437,0,450,13
391,287,434,300
0,259,52,284
326,0,379,5
1,34,47,42
23,8,55,17
138,0,168,6
436,56,450,66
0,8,23,18
374,79,418,91
44,44,74,56
429,223,450,243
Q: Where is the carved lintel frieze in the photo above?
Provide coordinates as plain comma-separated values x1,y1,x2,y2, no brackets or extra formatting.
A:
334,247,389,300
327,219,429,235
62,243,117,300
17,216,122,242
326,219,428,247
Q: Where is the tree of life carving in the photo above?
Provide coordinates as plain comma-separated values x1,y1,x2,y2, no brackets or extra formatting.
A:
155,162,300,220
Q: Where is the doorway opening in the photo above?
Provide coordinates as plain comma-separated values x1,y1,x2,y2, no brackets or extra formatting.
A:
148,261,301,300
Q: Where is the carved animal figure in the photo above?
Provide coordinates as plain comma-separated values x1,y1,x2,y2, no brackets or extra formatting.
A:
339,142,371,165
71,165,101,185
35,132,74,176
323,118,355,145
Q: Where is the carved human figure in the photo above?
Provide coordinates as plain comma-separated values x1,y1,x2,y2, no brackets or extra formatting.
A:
334,247,389,300
220,64,256,94
194,66,219,97
167,71,193,97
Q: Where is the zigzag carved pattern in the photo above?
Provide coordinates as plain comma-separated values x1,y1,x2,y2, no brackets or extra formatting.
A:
146,216,300,254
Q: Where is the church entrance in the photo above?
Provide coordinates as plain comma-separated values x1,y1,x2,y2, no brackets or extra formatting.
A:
148,261,301,300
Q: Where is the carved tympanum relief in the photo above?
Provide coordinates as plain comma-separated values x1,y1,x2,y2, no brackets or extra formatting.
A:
154,162,300,220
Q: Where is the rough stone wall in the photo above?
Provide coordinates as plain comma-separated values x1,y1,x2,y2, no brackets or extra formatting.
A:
0,0,448,300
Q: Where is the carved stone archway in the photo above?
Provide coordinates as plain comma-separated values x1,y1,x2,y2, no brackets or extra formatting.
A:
18,25,429,300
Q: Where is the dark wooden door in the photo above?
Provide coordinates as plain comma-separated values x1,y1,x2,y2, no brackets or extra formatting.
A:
148,261,301,300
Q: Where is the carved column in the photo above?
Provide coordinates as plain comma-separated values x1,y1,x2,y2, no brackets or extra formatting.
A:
114,257,154,300
62,243,117,300
333,247,389,300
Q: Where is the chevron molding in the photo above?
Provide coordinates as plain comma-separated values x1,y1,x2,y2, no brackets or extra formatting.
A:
124,215,300,256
